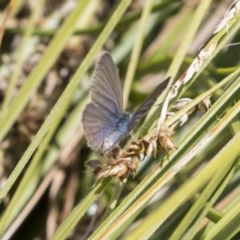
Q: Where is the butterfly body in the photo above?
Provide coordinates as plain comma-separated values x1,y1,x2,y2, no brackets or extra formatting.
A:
102,113,132,153
82,52,169,155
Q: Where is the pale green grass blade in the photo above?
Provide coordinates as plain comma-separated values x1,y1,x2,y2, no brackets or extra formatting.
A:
48,1,136,239
167,0,212,80
104,0,154,219
0,1,101,233
140,10,240,137
125,144,239,240
6,1,173,37
196,184,240,239
10,0,25,17
123,0,154,106
1,0,45,115
0,95,89,235
202,177,240,240
169,156,237,240
146,0,212,119
94,128,240,240
112,8,169,64
118,98,240,238
88,68,240,239
51,178,110,240
150,9,194,57
0,0,89,142
0,0,90,203
1,1,240,239
180,118,240,239
0,0,131,203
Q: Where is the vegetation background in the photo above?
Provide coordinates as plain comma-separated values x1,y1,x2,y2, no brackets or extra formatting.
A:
0,0,239,239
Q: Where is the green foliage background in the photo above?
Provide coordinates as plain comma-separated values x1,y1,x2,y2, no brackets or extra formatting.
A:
0,0,240,239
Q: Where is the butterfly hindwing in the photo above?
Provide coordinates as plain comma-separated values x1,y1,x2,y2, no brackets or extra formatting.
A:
82,103,115,151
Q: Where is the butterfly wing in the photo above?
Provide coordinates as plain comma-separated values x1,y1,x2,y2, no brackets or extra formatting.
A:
91,52,123,116
82,103,115,151
82,52,123,152
129,77,170,128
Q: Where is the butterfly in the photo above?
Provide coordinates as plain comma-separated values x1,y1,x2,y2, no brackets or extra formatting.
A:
82,52,169,154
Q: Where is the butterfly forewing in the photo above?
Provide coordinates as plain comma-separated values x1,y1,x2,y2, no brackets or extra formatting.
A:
91,52,123,116
129,77,170,128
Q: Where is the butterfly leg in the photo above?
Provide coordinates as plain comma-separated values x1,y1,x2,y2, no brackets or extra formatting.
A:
130,130,135,138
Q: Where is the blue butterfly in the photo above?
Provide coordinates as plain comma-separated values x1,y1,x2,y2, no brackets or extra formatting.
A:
82,52,169,154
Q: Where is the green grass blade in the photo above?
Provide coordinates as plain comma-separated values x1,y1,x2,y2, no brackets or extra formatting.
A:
0,0,89,142
0,0,131,203
123,0,154,106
